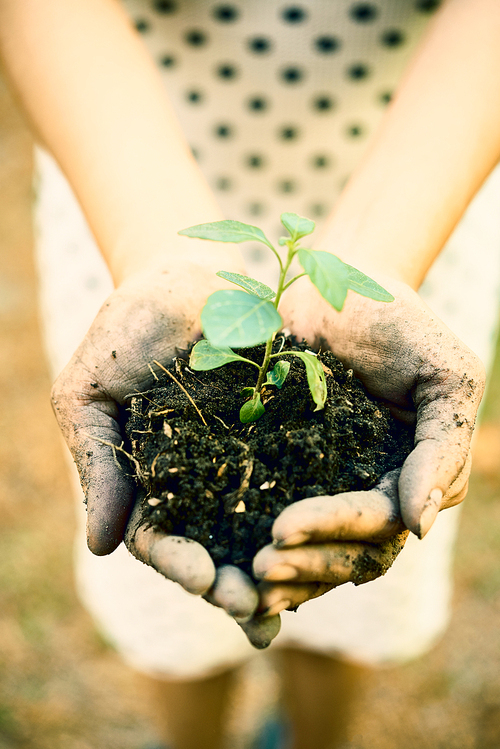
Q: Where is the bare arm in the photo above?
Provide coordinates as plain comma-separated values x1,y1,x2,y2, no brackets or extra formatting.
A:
0,0,238,282
0,0,262,631
261,0,497,609
320,0,500,288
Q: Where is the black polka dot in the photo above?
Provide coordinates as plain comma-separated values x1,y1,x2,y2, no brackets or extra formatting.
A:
216,177,232,190
415,0,441,12
381,29,406,47
314,36,341,54
281,6,308,23
212,5,240,22
278,179,296,193
191,146,200,160
247,36,273,54
310,203,327,217
279,125,300,141
215,123,234,138
346,124,365,137
186,90,203,103
378,90,393,105
247,96,268,112
347,63,370,80
313,95,335,112
311,154,331,169
152,0,177,13
216,63,239,80
247,154,265,168
184,30,208,46
248,202,265,216
249,245,266,263
280,66,305,84
160,54,176,68
349,3,379,22
135,19,150,33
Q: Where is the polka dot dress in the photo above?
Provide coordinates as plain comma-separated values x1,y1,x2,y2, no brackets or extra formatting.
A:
123,0,441,274
34,0,500,675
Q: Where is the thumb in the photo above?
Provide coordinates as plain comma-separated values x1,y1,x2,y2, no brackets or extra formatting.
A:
399,440,470,539
52,375,136,555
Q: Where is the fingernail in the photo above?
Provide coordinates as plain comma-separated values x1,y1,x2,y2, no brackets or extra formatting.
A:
418,488,442,539
264,564,298,581
262,599,292,618
274,531,311,548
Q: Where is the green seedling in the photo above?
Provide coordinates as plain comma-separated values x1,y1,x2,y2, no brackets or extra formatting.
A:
179,213,394,423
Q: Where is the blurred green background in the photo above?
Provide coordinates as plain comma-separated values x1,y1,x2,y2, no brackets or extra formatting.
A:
1,67,499,749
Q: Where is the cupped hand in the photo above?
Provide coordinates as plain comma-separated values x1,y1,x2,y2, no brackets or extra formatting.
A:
252,470,408,615
251,274,484,614
282,273,484,534
51,260,265,629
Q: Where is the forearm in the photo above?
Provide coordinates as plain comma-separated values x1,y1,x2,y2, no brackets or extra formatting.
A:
0,0,236,283
320,0,500,289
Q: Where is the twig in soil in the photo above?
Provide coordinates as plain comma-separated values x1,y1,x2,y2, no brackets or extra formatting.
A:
148,362,159,381
82,433,145,480
223,453,254,512
123,390,162,409
213,414,230,430
153,359,208,426
150,451,162,477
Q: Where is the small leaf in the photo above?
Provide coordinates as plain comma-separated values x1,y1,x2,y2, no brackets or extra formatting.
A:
281,213,316,242
216,271,276,300
282,351,327,411
240,392,265,423
265,360,290,389
346,264,394,303
179,220,274,249
298,250,349,311
202,289,282,348
241,387,255,397
189,340,258,371
278,237,290,246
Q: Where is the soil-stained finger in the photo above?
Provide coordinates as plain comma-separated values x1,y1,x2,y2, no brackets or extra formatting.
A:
399,440,471,537
254,533,408,586
272,479,403,548
127,521,216,595
52,376,136,555
204,565,259,622
238,614,281,649
257,580,336,614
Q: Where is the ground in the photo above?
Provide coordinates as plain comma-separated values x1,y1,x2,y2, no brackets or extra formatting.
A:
1,67,500,749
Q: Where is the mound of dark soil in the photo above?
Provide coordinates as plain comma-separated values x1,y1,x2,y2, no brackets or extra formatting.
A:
125,337,414,578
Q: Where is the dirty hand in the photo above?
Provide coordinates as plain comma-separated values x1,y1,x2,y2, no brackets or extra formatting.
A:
51,263,261,626
251,274,485,615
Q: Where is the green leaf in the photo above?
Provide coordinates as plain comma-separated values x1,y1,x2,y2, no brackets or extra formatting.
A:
202,289,282,348
178,220,274,249
282,351,327,411
281,213,316,242
240,392,265,423
216,271,276,300
265,360,290,389
346,264,394,303
241,387,255,397
298,250,349,311
189,339,258,371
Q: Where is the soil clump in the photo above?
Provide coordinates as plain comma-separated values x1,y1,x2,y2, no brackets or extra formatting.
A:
125,337,414,578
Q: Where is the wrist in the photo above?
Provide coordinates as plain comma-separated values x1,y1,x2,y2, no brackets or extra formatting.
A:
111,234,246,287
316,204,430,292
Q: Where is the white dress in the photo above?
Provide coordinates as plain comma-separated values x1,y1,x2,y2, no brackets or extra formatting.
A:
34,0,500,679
